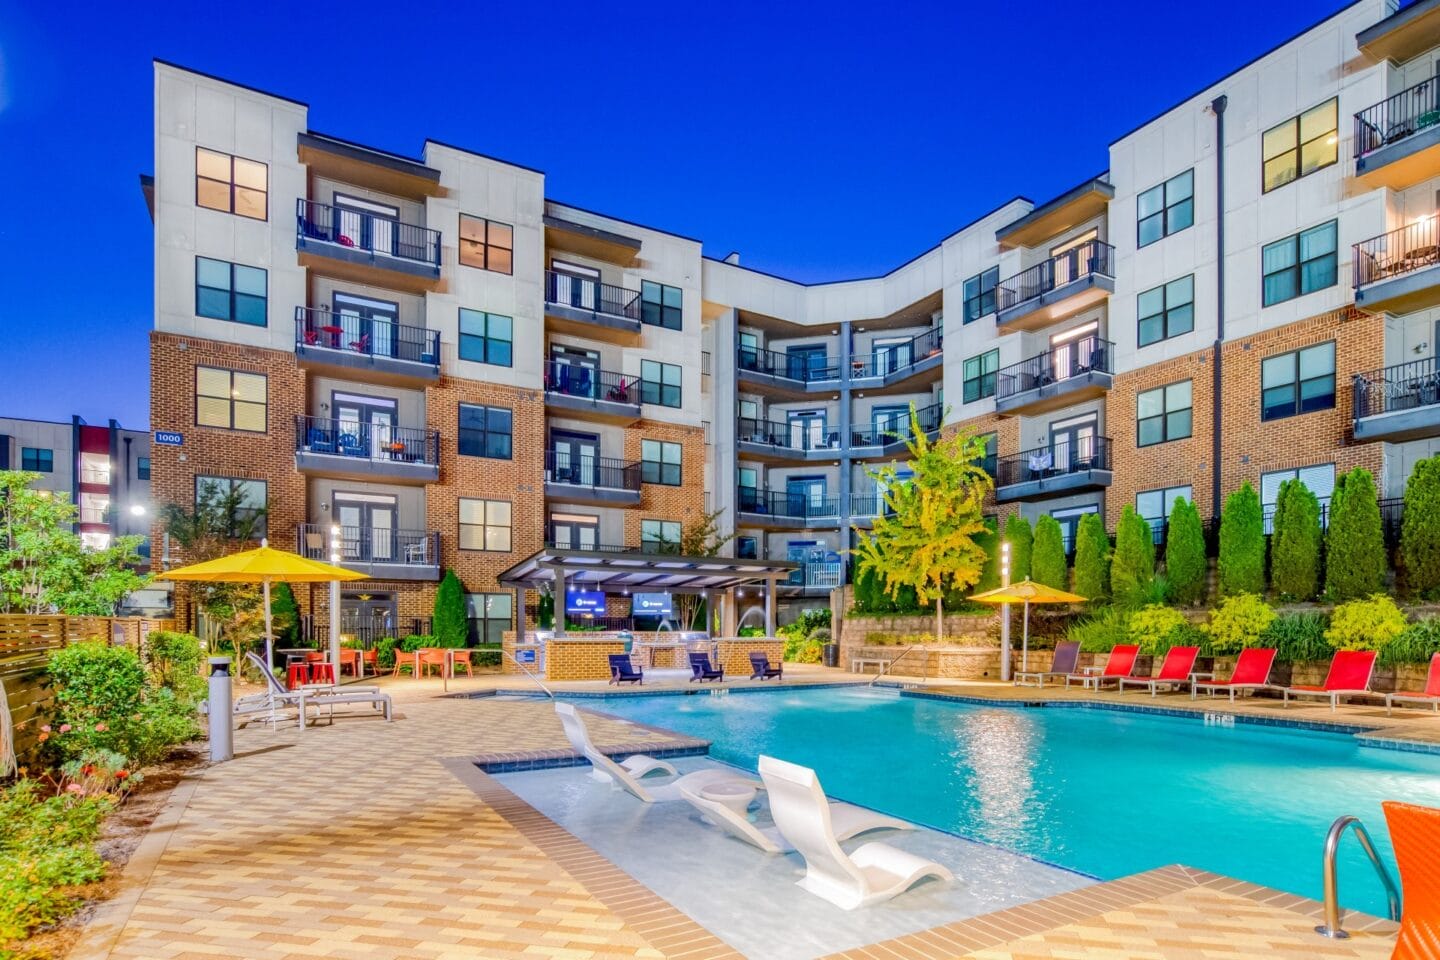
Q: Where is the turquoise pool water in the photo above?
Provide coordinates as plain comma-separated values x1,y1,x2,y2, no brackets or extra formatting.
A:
568,686,1440,915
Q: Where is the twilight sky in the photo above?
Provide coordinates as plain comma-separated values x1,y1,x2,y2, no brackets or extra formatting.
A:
0,0,1345,428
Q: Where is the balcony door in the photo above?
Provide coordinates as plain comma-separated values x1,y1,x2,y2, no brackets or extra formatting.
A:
332,292,398,358
334,492,398,563
551,259,600,311
1050,413,1098,472
737,467,759,511
786,345,827,381
550,512,599,551
872,405,909,443
739,332,760,371
786,539,827,585
334,193,399,257
340,592,396,643
333,392,396,459
786,476,828,518
873,337,913,376
549,344,600,399
551,431,599,486
1050,229,1099,287
1050,322,1100,383
788,409,827,450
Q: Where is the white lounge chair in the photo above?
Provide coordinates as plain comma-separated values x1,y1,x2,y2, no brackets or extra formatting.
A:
759,755,951,909
680,784,911,854
244,653,393,723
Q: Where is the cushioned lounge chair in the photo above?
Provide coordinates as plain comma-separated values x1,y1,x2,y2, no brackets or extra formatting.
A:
1387,653,1440,716
242,652,392,724
608,654,644,685
1014,641,1079,688
1118,646,1200,697
1282,650,1378,711
749,652,782,680
688,652,724,682
1063,644,1140,690
1191,647,1277,702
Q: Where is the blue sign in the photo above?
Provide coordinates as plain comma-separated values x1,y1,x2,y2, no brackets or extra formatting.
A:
632,592,673,617
565,590,607,615
515,648,536,664
154,431,184,447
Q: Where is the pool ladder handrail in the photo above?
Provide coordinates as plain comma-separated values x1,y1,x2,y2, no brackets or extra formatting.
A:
1315,814,1401,939
869,644,923,686
502,649,554,699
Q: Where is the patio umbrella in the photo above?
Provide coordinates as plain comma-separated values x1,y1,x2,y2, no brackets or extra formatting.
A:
970,579,1086,672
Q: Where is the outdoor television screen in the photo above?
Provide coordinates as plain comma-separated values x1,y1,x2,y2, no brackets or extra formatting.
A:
632,592,673,617
565,590,606,615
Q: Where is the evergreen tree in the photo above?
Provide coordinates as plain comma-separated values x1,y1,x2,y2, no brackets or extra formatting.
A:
269,581,300,646
1031,515,1067,589
1402,456,1440,597
1002,514,1033,583
1110,505,1156,603
1071,512,1110,602
1219,482,1265,596
433,569,469,647
1326,467,1387,601
1271,478,1322,600
1164,496,1208,606
973,520,1001,593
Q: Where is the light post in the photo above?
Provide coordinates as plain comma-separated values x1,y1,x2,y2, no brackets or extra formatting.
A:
999,540,1012,682
328,525,342,683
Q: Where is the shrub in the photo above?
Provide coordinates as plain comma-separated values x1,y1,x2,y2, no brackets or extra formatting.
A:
1259,612,1331,662
1032,516,1067,589
375,636,399,669
783,633,824,663
1383,616,1440,666
1068,606,1131,653
1201,593,1276,653
433,569,468,648
400,634,436,652
1110,506,1156,604
737,625,767,637
1325,595,1408,652
1218,482,1265,596
46,642,146,760
1003,515,1033,583
1127,604,1194,656
1165,497,1207,606
269,581,300,646
1270,479,1322,601
143,631,206,705
1402,456,1440,598
1327,467,1387,602
1071,513,1110,602
0,780,110,945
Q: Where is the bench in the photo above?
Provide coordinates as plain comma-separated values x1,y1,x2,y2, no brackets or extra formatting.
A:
851,657,888,674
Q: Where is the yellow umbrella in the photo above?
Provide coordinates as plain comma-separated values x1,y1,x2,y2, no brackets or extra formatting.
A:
970,578,1086,672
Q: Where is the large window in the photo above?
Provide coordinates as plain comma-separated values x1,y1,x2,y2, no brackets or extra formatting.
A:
136,456,151,480
196,366,267,432
459,498,512,551
641,281,683,330
196,257,267,326
20,448,52,472
1137,275,1194,347
1262,221,1337,307
1137,485,1193,543
962,349,999,403
466,592,512,645
1262,99,1338,193
1052,504,1100,554
1137,380,1192,447
195,147,268,220
963,267,999,324
1137,169,1194,248
458,403,513,459
458,215,513,274
1261,341,1335,421
1261,464,1335,533
641,439,682,485
642,519,682,552
641,360,682,408
458,309,513,367
736,536,758,559
194,476,266,537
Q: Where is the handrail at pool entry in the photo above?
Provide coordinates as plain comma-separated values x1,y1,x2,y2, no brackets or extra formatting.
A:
1315,814,1401,938
503,648,554,699
869,645,923,686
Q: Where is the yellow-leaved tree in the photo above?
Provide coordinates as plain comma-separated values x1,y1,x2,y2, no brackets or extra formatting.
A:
850,406,992,642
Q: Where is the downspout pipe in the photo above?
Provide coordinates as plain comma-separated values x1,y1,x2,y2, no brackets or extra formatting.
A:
1211,95,1227,519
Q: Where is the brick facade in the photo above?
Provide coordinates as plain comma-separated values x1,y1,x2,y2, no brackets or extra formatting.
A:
623,420,707,544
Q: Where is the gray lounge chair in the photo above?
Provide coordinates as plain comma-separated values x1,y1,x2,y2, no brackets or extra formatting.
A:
244,652,393,725
1014,641,1079,687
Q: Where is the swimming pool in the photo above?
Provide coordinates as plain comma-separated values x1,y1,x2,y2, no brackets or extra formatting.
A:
566,686,1440,915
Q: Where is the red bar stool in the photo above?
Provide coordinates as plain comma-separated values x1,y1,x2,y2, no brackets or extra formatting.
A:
309,662,335,685
286,662,310,690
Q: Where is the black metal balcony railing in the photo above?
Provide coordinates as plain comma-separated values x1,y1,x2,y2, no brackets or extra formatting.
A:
1353,218,1440,287
297,523,439,567
1355,77,1440,159
295,199,441,268
295,307,440,366
543,451,642,492
738,345,840,383
849,493,885,518
542,525,680,554
995,436,1112,488
294,415,440,465
545,271,642,320
738,488,840,520
996,337,1114,401
997,240,1115,312
543,361,638,406
849,402,944,447
850,327,945,379
736,417,842,452
1353,357,1440,420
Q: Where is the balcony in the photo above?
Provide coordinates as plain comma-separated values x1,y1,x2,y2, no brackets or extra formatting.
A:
1354,220,1440,314
737,345,840,395
782,561,844,594
849,328,944,390
848,402,944,457
544,271,643,342
996,240,1115,331
295,308,440,384
1353,357,1440,442
293,416,439,484
995,337,1114,415
295,199,441,290
994,437,1112,502
297,523,439,581
736,417,843,462
543,451,642,506
736,489,841,528
1355,78,1440,190
543,360,641,423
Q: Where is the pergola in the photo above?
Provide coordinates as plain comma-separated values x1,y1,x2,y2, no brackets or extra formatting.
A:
496,546,800,636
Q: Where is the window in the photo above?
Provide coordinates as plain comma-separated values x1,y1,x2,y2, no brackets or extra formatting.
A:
1137,485,1192,543
459,498,512,551
465,593,512,645
977,431,998,476
962,349,999,402
1261,464,1336,533
1137,275,1194,347
963,267,999,323
1137,169,1194,247
736,536,758,559
194,476,266,537
20,447,52,472
641,281,683,330
641,439,682,485
1137,380,1192,446
458,215,513,273
80,532,111,551
458,404,512,459
1052,505,1100,554
458,309,513,367
79,452,110,484
196,366,267,432
1263,221,1337,306
642,519,682,553
136,457,150,480
79,492,109,524
196,257,267,326
1263,99,1338,193
195,147,267,219
1262,341,1335,421
641,360,682,408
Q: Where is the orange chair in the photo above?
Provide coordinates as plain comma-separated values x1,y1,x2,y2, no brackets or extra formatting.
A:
1383,800,1440,959
416,648,448,679
449,649,474,677
389,649,418,678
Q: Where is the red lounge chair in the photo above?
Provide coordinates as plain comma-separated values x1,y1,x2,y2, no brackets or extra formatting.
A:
1191,647,1278,703
1063,644,1140,690
1382,800,1440,959
1387,652,1440,716
1117,646,1200,697
1282,649,1378,710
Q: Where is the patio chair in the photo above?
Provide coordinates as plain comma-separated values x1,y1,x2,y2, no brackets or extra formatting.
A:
749,652,782,680
759,755,951,909
416,648,448,679
243,652,392,723
1282,650,1379,710
608,654,644,685
680,779,911,855
688,652,724,682
1062,644,1140,690
389,649,419,678
337,433,364,457
1014,640,1079,688
306,426,337,454
449,650,474,678
1387,652,1440,716
1117,646,1200,697
1382,800,1440,959
1191,647,1278,702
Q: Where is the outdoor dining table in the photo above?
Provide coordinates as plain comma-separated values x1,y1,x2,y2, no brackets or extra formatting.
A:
319,324,344,348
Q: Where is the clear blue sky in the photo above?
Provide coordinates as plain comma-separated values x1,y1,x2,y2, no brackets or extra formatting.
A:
0,0,1345,428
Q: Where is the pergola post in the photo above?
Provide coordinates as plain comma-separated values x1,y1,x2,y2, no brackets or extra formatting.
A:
513,587,525,638
765,578,777,636
702,589,716,636
553,567,567,638
722,587,738,636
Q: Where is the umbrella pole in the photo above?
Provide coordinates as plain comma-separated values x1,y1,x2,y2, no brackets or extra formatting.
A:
1022,599,1031,673
263,576,276,727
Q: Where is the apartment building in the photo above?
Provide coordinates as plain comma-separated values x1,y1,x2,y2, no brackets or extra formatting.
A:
148,0,1440,633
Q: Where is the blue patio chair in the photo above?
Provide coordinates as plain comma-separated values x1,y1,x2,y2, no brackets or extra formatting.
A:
689,652,724,683
750,652,783,680
307,427,337,455
338,433,364,457
608,654,644,685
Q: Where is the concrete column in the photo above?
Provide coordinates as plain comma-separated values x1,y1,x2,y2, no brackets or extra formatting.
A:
837,320,853,549
702,590,716,636
765,578,777,636
513,587,525,637
553,568,567,638
722,587,738,636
